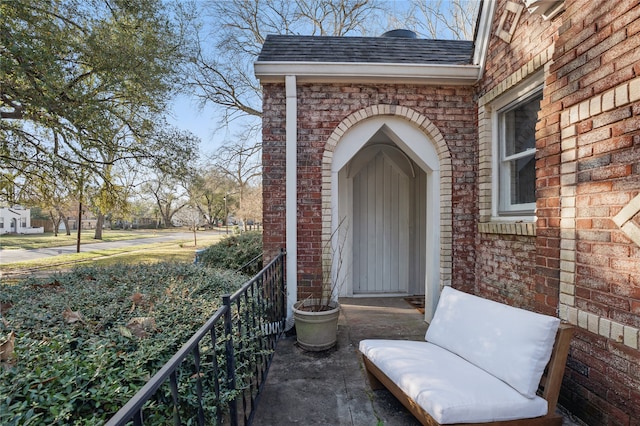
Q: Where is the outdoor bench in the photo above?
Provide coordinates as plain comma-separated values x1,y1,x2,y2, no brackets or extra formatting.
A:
359,286,574,425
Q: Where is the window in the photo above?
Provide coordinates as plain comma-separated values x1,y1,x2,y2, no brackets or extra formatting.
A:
21,217,27,227
498,90,542,215
0,217,3,229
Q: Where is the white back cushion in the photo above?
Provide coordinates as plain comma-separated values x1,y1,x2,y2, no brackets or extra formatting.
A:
425,286,560,398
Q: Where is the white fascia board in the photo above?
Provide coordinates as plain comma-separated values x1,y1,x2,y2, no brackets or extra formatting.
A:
473,0,497,72
255,61,481,85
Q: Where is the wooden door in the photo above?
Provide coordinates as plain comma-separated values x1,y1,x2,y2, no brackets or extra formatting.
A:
352,151,410,294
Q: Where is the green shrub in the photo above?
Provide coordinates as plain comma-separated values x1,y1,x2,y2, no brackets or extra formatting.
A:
197,232,263,274
0,263,248,425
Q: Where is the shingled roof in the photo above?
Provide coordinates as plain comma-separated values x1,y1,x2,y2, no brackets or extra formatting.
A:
257,34,474,65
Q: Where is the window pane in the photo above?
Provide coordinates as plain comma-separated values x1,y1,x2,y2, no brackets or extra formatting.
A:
510,154,536,204
504,93,541,156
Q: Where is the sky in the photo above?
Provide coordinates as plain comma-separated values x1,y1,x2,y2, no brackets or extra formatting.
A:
167,91,238,157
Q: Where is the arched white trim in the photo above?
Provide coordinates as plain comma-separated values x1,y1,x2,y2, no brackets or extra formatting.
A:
322,106,452,321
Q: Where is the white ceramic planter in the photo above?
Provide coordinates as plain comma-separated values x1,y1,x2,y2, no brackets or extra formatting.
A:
292,299,340,351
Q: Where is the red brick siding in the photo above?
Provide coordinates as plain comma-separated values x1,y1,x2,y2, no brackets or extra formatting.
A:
540,0,640,424
561,329,640,425
475,234,540,310
261,84,287,261
481,0,560,99
475,0,640,423
536,61,564,317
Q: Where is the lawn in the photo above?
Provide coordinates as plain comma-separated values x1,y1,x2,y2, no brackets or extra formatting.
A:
0,229,227,278
0,228,175,250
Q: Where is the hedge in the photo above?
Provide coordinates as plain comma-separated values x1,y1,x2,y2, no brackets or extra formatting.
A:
197,231,263,275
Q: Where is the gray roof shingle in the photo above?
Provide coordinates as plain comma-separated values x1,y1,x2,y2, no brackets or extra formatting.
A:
257,34,474,65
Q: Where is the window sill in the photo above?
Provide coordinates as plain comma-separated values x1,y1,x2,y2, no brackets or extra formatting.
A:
478,221,536,236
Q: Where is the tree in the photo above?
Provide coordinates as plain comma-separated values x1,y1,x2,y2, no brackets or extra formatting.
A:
172,205,204,246
187,0,388,123
1,0,194,206
126,198,158,229
142,172,189,228
88,123,199,239
187,167,235,228
210,133,262,232
237,183,263,230
404,0,479,40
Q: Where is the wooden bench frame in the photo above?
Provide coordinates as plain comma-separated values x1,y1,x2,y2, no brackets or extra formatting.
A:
361,323,574,426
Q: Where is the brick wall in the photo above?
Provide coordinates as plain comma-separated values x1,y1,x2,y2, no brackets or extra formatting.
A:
261,83,287,260
296,83,477,297
545,1,640,423
479,0,640,423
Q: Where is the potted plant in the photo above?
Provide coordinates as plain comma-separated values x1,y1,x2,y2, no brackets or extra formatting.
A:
292,220,346,351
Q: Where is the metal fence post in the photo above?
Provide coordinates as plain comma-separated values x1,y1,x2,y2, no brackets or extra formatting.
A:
223,294,238,426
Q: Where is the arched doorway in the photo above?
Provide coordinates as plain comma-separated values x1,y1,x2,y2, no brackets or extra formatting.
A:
324,112,448,320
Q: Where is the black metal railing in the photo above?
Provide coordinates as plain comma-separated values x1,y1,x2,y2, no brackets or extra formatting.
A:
235,253,264,276
106,250,286,426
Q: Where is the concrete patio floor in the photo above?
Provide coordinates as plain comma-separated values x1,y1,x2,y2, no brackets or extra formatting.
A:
253,297,586,426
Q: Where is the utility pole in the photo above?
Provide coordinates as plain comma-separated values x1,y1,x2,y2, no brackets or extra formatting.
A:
76,201,82,253
224,195,228,234
76,176,84,253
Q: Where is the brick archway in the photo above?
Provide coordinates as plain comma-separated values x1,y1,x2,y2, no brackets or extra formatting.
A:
322,105,453,318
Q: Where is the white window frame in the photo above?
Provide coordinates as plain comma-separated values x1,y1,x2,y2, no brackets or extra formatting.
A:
491,71,544,221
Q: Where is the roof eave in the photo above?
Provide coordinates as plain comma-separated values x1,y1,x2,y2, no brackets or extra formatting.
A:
472,0,497,76
255,61,481,85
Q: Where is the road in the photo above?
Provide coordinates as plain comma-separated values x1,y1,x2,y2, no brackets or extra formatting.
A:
0,231,207,265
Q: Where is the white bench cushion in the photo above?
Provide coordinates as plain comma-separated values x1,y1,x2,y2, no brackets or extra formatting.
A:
359,339,549,424
425,287,560,398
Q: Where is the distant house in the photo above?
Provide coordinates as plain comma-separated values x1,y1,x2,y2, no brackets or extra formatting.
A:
256,0,640,423
0,206,44,234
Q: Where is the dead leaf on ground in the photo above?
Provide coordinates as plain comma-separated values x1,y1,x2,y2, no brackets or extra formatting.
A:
130,292,144,305
126,317,157,338
0,331,16,364
33,280,62,289
1,301,13,314
118,326,133,338
62,309,84,324
129,292,154,313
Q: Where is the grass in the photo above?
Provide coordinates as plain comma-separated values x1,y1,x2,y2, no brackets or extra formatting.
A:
0,230,226,277
0,229,165,250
